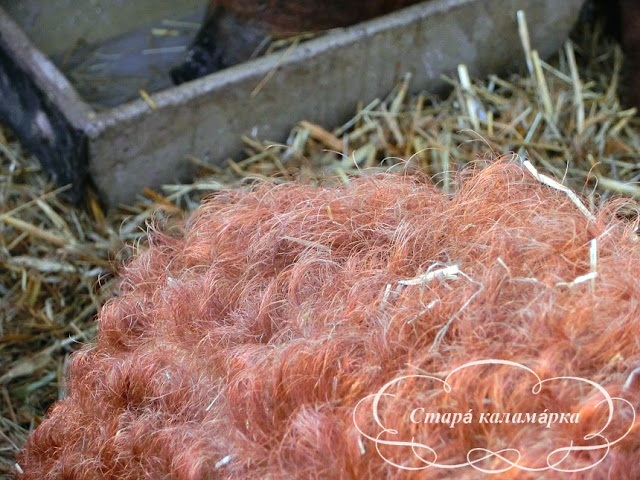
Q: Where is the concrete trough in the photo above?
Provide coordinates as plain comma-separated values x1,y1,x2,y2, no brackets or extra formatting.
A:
0,0,585,207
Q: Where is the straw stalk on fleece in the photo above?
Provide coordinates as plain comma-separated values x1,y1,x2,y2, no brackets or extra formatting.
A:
17,160,640,479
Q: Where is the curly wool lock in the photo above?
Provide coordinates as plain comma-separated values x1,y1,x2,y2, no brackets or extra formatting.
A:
19,161,640,479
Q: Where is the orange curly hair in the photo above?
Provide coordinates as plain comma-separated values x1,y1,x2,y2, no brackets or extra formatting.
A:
18,161,640,479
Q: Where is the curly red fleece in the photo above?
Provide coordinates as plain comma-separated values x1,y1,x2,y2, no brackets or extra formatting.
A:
18,161,640,479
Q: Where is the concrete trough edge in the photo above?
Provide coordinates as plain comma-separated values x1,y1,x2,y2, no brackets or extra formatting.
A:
0,0,586,207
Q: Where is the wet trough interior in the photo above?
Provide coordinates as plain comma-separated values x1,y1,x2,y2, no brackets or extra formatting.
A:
1,1,205,109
